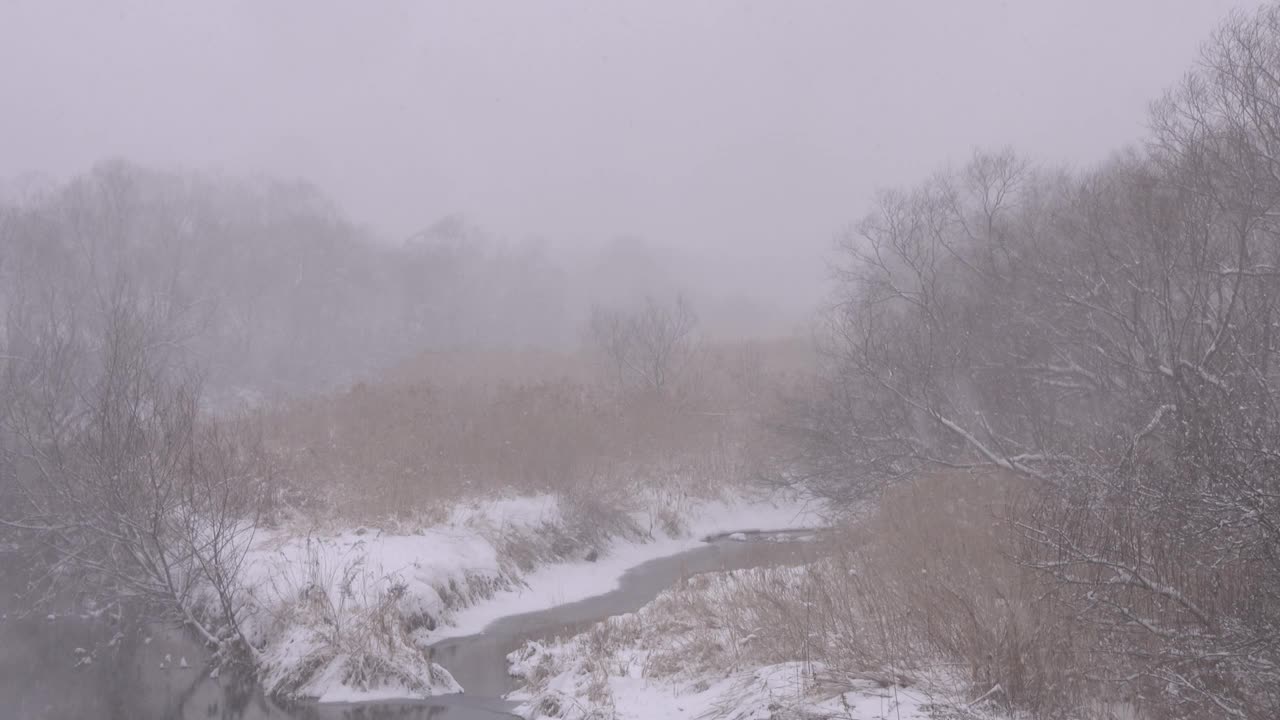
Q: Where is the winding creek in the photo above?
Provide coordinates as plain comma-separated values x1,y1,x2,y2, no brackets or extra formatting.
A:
2,531,818,719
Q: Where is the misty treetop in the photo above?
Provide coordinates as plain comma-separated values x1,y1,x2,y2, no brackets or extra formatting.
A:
0,162,590,399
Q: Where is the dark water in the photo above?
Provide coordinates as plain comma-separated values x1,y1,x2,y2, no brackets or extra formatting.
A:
1,533,817,720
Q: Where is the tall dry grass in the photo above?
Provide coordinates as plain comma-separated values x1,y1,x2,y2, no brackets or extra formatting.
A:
630,471,1120,718
260,339,812,523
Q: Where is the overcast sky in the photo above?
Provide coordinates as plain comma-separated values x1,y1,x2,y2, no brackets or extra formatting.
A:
0,0,1265,305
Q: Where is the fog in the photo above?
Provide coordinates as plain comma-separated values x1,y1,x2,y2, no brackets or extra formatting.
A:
7,4,1280,719
1,0,1261,315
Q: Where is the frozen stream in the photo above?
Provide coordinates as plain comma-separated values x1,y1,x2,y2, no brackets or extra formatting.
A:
1,531,818,719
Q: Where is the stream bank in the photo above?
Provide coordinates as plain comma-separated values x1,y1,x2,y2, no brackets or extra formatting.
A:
2,530,819,719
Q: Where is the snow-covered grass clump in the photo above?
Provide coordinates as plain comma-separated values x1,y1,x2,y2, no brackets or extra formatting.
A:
242,494,580,701
236,488,819,703
506,568,948,720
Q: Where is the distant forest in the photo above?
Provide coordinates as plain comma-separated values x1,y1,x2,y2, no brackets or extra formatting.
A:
0,160,801,403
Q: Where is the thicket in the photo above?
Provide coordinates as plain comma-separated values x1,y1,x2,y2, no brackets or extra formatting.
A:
786,7,1280,717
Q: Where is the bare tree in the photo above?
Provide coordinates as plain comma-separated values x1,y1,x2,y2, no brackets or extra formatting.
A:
794,10,1280,711
586,294,698,395
0,262,270,666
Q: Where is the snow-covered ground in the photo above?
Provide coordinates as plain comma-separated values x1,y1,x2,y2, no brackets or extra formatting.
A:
507,568,978,720
436,494,824,642
513,657,940,720
235,489,822,703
